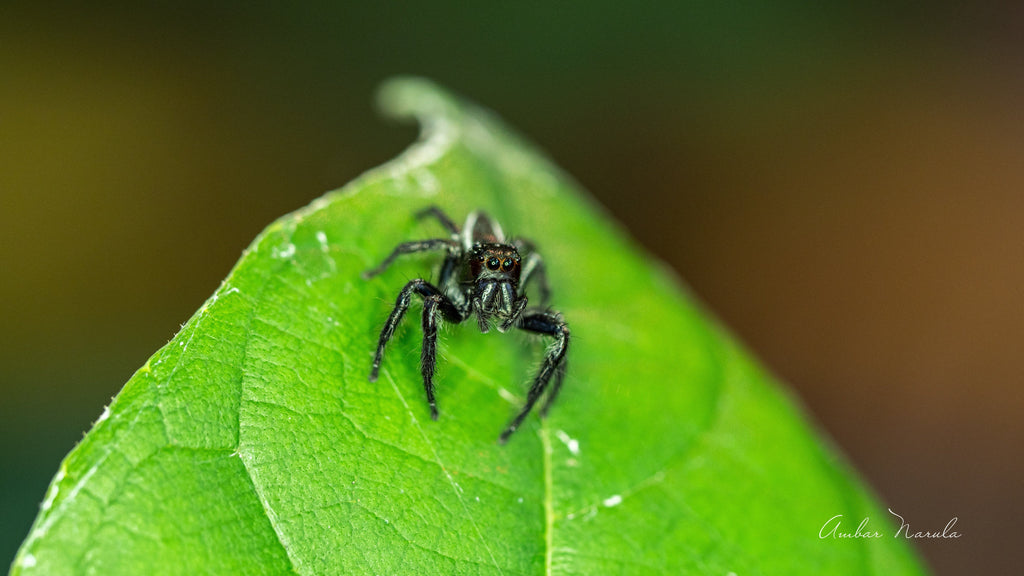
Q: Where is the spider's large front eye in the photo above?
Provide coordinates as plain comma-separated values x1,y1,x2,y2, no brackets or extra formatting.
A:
501,258,514,272
487,257,500,270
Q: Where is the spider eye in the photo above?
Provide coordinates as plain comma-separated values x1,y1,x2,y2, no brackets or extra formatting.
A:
501,258,514,271
487,257,500,270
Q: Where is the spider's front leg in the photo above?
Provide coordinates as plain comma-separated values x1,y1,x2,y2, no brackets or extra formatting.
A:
369,279,463,419
362,239,458,280
513,239,552,307
499,311,570,443
415,205,460,236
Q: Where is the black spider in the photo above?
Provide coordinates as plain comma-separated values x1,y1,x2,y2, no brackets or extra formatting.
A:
364,206,569,443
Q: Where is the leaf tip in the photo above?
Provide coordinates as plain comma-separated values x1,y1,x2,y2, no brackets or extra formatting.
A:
376,76,460,126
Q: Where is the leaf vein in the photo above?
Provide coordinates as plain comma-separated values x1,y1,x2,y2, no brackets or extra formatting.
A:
383,369,507,576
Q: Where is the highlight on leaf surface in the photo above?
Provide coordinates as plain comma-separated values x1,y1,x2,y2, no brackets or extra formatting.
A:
10,77,927,576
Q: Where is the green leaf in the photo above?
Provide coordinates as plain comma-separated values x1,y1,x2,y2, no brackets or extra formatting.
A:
11,78,927,576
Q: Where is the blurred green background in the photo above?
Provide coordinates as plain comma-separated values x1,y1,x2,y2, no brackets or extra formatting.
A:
2,2,1021,574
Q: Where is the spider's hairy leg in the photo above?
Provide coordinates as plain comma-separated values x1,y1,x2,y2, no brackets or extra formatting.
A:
368,279,462,420
415,205,460,236
420,293,461,420
514,239,551,306
362,239,458,279
540,358,567,417
499,311,570,443
369,278,432,382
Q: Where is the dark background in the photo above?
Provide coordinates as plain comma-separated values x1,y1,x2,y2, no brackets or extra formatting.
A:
2,3,1021,574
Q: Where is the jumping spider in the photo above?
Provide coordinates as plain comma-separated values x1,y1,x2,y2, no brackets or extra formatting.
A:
364,206,569,443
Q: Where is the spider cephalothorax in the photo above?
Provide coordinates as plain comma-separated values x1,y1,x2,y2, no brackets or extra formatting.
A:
364,206,569,443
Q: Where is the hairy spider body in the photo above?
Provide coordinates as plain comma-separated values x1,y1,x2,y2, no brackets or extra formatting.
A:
364,206,569,443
